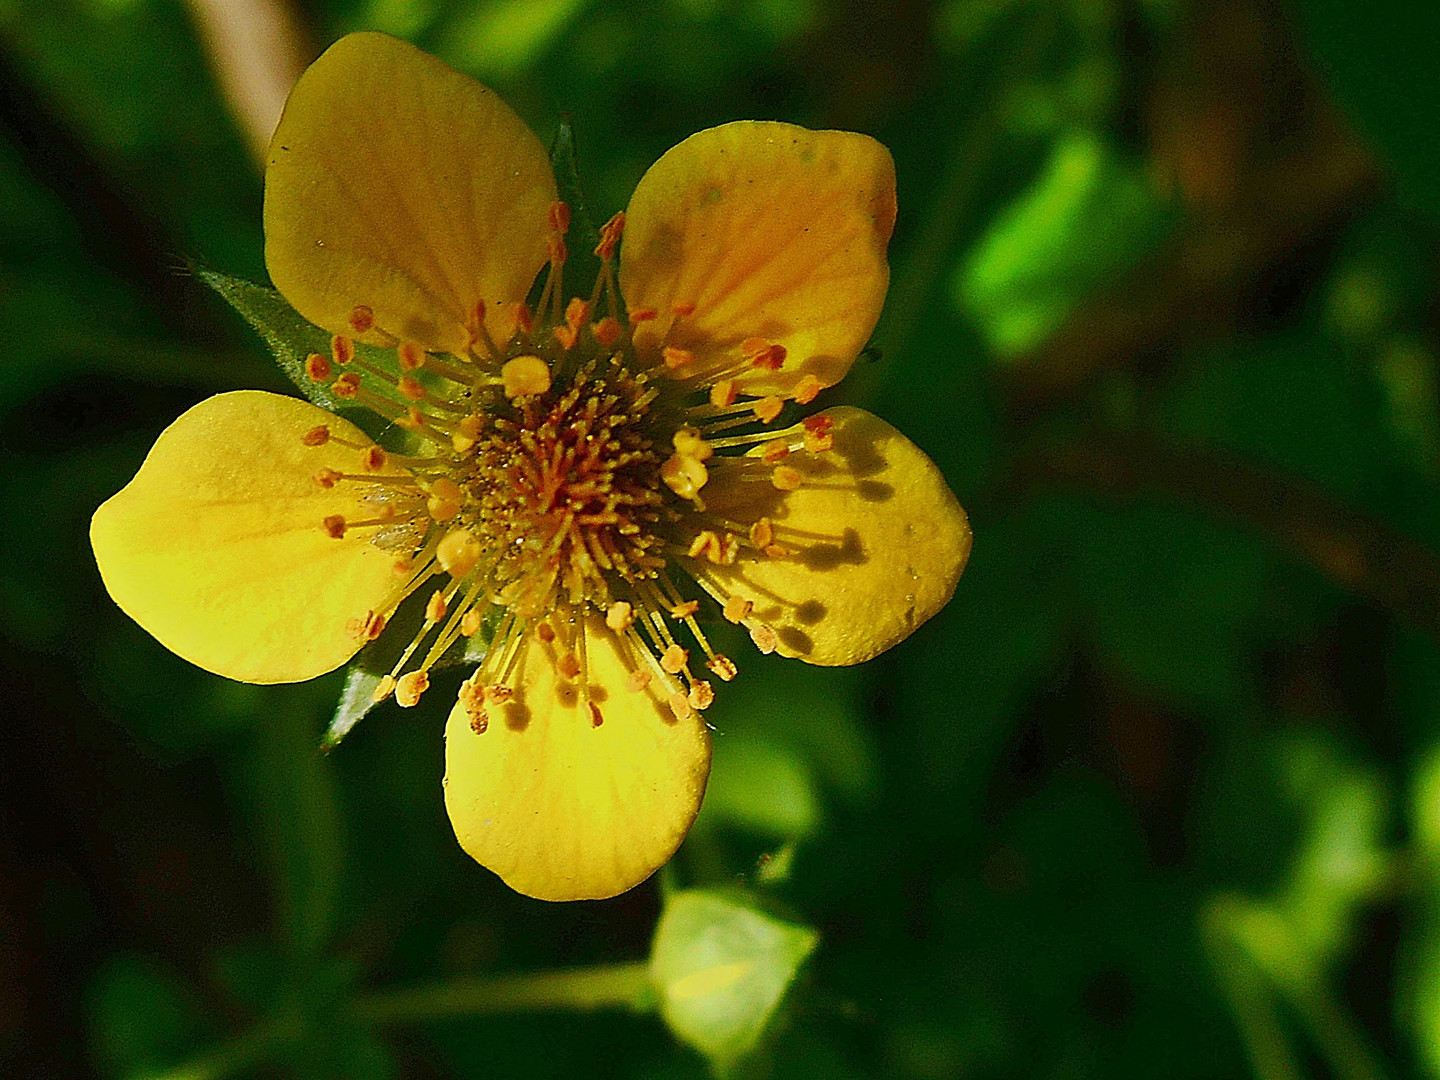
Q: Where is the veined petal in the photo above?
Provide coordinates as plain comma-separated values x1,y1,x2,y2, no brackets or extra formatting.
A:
90,391,401,684
700,407,971,666
620,122,895,398
265,32,556,355
445,616,711,901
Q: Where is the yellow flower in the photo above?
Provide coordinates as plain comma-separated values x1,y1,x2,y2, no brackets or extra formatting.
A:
89,33,972,902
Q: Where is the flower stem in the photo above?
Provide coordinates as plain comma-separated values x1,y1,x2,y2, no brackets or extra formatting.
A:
348,961,654,1025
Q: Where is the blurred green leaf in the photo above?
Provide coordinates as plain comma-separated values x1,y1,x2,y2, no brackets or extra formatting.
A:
650,889,818,1074
696,734,821,840
235,696,345,963
1298,0,1440,215
86,953,211,1080
443,0,593,81
955,130,1172,357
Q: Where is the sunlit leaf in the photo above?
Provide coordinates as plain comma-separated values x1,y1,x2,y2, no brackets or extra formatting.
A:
955,130,1172,357
650,889,818,1074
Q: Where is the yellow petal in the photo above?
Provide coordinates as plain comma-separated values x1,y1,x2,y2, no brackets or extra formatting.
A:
445,617,712,901
700,407,971,666
265,32,556,355
620,122,895,398
90,391,402,684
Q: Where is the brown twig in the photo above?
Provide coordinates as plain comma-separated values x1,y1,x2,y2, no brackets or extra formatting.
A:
183,0,316,168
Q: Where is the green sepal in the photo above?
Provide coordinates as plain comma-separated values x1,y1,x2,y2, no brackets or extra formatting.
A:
649,888,819,1075
550,120,602,256
323,594,499,750
195,266,425,418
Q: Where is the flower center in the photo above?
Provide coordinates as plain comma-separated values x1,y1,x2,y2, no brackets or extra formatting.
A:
298,205,837,721
462,348,670,621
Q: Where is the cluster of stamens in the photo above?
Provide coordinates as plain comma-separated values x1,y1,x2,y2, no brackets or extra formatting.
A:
303,203,841,730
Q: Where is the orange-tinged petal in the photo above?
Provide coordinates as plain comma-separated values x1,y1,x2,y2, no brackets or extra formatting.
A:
90,391,401,684
265,32,556,355
699,407,971,666
620,122,895,397
445,616,711,901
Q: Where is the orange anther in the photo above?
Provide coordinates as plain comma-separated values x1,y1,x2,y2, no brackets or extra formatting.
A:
673,427,713,461
502,355,551,397
708,654,738,682
670,600,700,620
486,685,514,704
668,692,693,721
460,608,483,637
753,396,784,424
714,534,740,565
565,297,591,332
398,376,426,400
803,414,834,436
792,374,823,404
537,622,556,644
304,352,332,381
557,651,581,679
592,316,622,347
661,453,708,500
742,338,786,371
749,518,774,549
662,346,695,371
512,301,534,335
594,211,625,260
427,477,463,521
761,440,790,464
547,234,568,265
688,681,715,710
469,711,489,735
709,379,738,408
398,341,425,371
395,670,429,708
392,558,413,577
723,596,753,623
803,427,834,454
322,515,347,539
348,305,375,334
764,542,794,558
627,669,652,693
661,644,689,674
400,406,427,431
302,424,330,447
548,200,571,234
552,324,579,350
362,446,387,471
606,601,634,633
750,623,778,654
332,373,360,399
672,301,696,317
362,611,386,640
628,306,657,323
372,674,396,703
436,528,482,577
425,590,448,623
687,530,720,560
313,468,341,489
331,333,355,366
772,465,803,491
590,702,604,728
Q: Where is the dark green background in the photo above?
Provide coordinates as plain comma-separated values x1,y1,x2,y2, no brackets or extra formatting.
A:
4,0,1440,1077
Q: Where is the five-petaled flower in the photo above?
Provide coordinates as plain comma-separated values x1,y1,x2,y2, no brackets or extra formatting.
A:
90,33,972,901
